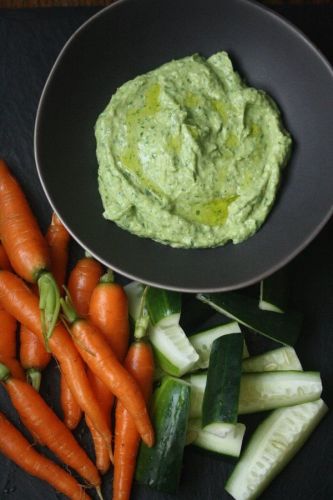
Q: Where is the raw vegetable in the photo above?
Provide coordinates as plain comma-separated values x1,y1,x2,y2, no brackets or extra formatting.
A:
0,363,101,488
0,308,17,358
0,270,112,448
136,376,190,493
147,287,199,376
187,419,246,458
89,269,129,362
0,411,91,500
225,399,328,500
202,333,243,428
113,287,155,500
197,292,302,345
189,322,248,371
242,346,302,373
124,280,144,321
0,243,12,271
67,255,103,318
0,160,60,342
239,371,322,414
61,296,154,448
20,324,51,391
259,269,288,313
60,374,82,430
87,269,129,473
45,212,70,291
186,371,322,418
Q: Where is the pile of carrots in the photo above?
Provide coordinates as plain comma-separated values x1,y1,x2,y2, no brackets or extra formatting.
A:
0,159,155,500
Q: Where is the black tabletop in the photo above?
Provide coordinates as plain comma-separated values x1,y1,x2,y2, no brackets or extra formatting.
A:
0,4,332,500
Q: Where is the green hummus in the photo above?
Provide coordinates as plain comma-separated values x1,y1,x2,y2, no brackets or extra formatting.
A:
95,51,291,248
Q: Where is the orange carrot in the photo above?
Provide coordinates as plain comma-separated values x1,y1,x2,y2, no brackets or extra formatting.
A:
0,307,17,358
0,161,62,342
45,212,70,291
0,160,50,283
87,270,129,472
0,270,111,451
0,355,25,381
0,411,90,500
60,373,82,430
68,256,103,318
0,243,12,271
86,370,114,474
0,365,101,488
113,288,154,500
19,323,51,391
89,270,129,361
61,298,154,448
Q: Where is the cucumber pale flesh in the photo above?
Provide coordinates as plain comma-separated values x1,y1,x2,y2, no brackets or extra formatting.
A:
187,420,246,457
242,346,302,373
225,399,328,500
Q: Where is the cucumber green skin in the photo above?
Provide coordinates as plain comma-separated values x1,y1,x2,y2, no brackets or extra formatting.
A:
147,287,181,325
198,292,302,346
202,333,243,427
135,376,190,494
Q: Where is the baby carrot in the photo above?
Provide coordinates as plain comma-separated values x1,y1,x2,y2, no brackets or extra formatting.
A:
86,370,114,473
62,298,154,448
68,256,103,318
89,270,129,361
0,270,111,450
0,355,25,381
60,373,82,430
0,307,17,359
113,287,155,500
19,324,51,391
0,411,91,500
0,363,101,488
0,243,12,271
45,212,70,291
87,270,129,472
0,160,60,341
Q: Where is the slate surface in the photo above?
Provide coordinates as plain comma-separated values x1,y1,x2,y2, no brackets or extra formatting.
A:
0,4,332,500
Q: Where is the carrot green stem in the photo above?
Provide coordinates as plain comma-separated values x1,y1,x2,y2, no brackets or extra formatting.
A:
26,368,42,392
134,286,150,340
0,363,11,382
99,269,114,284
60,296,78,325
38,272,60,351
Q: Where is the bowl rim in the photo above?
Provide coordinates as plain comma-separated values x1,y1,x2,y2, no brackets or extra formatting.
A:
34,0,333,292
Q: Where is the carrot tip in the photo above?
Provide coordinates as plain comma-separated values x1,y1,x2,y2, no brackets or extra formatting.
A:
95,485,104,500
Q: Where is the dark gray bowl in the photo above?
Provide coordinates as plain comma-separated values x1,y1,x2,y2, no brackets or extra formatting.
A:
34,0,333,292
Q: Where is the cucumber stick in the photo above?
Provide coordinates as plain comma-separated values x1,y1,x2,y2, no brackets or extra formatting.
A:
197,292,302,346
135,376,190,493
187,419,246,458
147,287,181,327
147,288,199,376
202,334,243,427
124,281,144,321
225,399,328,500
189,322,248,371
186,371,322,418
259,269,288,313
242,346,302,373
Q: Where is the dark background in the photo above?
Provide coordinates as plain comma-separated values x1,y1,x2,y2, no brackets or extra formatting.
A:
0,3,332,500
